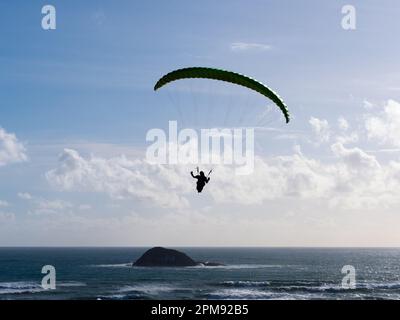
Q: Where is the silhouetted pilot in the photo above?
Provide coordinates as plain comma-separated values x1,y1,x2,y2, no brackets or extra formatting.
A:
190,171,210,193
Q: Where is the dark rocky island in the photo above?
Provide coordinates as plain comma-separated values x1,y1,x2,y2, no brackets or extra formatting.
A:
133,247,224,267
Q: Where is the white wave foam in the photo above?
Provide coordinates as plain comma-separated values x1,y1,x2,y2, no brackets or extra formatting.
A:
0,282,43,295
208,288,329,300
191,264,284,270
208,288,272,299
118,283,177,295
220,280,270,287
280,280,400,292
0,281,87,294
274,283,342,292
90,263,131,268
359,280,400,290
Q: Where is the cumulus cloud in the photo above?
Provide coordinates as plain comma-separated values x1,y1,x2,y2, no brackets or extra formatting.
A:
209,152,333,204
209,141,400,211
365,99,400,147
43,99,400,212
309,117,330,144
44,143,400,212
46,149,191,209
6,99,400,246
338,117,350,131
0,127,27,166
331,142,380,171
363,99,374,110
335,132,359,145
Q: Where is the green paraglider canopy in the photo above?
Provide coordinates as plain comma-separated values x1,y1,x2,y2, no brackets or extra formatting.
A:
154,67,290,123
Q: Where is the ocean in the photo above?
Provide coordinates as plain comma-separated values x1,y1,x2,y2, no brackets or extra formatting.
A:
0,247,399,300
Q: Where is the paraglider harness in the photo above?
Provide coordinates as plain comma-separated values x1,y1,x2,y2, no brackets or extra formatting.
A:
191,167,212,193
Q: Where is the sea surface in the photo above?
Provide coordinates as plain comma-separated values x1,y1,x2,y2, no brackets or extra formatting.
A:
0,247,399,300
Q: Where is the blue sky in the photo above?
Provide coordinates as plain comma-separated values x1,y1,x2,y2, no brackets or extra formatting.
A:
1,0,399,139
2,0,398,140
1,1,400,246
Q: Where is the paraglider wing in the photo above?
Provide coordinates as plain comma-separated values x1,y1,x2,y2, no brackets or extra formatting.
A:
154,67,290,123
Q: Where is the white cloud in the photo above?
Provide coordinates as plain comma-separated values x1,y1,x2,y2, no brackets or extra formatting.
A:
338,117,349,131
6,100,400,246
208,152,333,204
365,100,400,147
309,117,330,144
42,99,400,213
230,42,272,52
44,142,400,212
46,149,190,209
335,132,359,145
333,117,358,145
0,127,28,166
331,142,380,170
207,140,400,211
18,192,33,200
363,99,374,110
